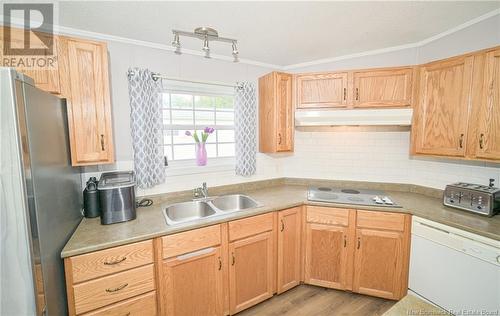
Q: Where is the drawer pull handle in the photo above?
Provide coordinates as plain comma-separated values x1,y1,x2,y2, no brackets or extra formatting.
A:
100,134,105,151
103,257,127,265
280,219,285,232
231,252,235,266
218,257,222,270
479,133,484,149
355,88,359,101
105,283,128,293
343,87,347,101
357,237,361,250
459,133,464,149
343,235,347,248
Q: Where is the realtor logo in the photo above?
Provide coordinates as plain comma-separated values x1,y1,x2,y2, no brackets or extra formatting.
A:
3,3,54,55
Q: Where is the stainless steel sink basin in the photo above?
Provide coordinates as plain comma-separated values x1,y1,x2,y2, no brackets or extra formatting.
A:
163,194,261,226
209,194,260,212
164,201,216,225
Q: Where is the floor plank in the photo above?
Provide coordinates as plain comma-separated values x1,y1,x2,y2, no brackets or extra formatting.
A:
237,285,396,316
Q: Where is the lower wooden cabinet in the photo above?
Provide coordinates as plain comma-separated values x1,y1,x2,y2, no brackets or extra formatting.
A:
163,246,224,316
229,231,274,314
304,223,348,289
352,229,406,300
277,207,302,294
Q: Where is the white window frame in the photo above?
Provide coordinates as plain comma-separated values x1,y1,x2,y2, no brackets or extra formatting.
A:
161,81,236,175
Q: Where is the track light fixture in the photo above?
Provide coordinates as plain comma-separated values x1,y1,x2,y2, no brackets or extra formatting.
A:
171,27,239,62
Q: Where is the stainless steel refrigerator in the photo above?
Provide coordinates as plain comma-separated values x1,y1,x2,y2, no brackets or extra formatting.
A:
0,68,83,316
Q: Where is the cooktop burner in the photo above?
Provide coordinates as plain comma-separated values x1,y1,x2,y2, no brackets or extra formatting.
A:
307,187,401,208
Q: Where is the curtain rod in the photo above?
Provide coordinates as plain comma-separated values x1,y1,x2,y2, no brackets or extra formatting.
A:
127,70,243,89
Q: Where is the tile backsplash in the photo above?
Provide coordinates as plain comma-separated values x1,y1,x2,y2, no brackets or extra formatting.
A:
282,130,500,189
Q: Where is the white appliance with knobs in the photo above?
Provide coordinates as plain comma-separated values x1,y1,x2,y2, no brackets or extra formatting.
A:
409,216,500,314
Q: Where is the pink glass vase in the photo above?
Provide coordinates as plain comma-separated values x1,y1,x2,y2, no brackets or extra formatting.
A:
195,142,208,166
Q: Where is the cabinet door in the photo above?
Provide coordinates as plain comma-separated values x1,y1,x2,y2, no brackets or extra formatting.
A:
63,38,114,165
352,229,404,300
353,68,413,107
277,207,301,294
229,232,274,314
474,49,500,160
412,57,473,157
296,73,348,108
163,247,223,316
0,27,61,94
276,72,293,152
304,223,348,290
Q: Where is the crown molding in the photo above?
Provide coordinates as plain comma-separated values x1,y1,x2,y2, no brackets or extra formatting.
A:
284,8,500,70
1,7,498,71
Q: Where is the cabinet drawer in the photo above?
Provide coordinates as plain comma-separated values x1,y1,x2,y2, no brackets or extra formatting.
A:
228,213,274,242
307,206,349,226
82,291,157,316
73,264,155,315
356,210,406,232
69,240,153,283
162,224,221,259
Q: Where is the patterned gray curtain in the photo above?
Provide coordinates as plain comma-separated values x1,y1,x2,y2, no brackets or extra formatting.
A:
127,68,166,188
234,82,257,176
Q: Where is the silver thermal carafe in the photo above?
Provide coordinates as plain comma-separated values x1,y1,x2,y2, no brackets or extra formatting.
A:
98,171,136,225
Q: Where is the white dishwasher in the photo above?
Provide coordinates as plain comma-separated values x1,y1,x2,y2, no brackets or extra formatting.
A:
409,216,500,315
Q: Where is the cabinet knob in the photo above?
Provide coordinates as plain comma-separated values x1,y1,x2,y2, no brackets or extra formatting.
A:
100,134,105,151
479,133,484,149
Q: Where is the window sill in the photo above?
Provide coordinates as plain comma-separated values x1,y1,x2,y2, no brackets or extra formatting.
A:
166,157,235,176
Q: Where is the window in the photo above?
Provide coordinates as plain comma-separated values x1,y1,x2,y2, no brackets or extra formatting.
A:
161,89,235,162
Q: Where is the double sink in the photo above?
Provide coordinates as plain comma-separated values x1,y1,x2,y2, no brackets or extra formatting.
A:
163,194,261,226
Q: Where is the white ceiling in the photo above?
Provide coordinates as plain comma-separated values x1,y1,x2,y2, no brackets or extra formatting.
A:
57,1,500,67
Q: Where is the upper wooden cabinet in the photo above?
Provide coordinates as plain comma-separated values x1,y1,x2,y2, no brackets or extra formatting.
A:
59,37,114,166
0,27,61,94
411,46,500,162
412,56,473,157
1,27,114,166
352,68,414,108
259,72,294,153
469,48,500,160
296,72,348,108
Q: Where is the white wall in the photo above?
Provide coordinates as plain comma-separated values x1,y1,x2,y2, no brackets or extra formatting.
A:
82,13,500,194
81,41,283,195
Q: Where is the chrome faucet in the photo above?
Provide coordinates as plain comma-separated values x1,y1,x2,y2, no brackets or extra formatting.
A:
193,182,209,199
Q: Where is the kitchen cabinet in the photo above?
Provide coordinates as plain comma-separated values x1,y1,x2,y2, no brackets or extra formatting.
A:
163,247,224,316
64,240,156,316
259,71,294,153
352,68,414,108
228,213,275,314
161,224,224,316
412,56,474,157
296,72,349,108
59,36,115,166
469,48,500,160
0,27,61,94
352,211,411,300
277,207,302,294
304,207,352,290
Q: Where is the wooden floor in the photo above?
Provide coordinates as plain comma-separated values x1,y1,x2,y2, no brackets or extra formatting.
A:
237,285,397,316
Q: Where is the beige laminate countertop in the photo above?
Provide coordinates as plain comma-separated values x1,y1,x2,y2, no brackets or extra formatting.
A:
61,183,500,258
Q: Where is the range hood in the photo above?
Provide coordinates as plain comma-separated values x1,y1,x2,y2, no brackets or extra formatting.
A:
295,108,413,126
